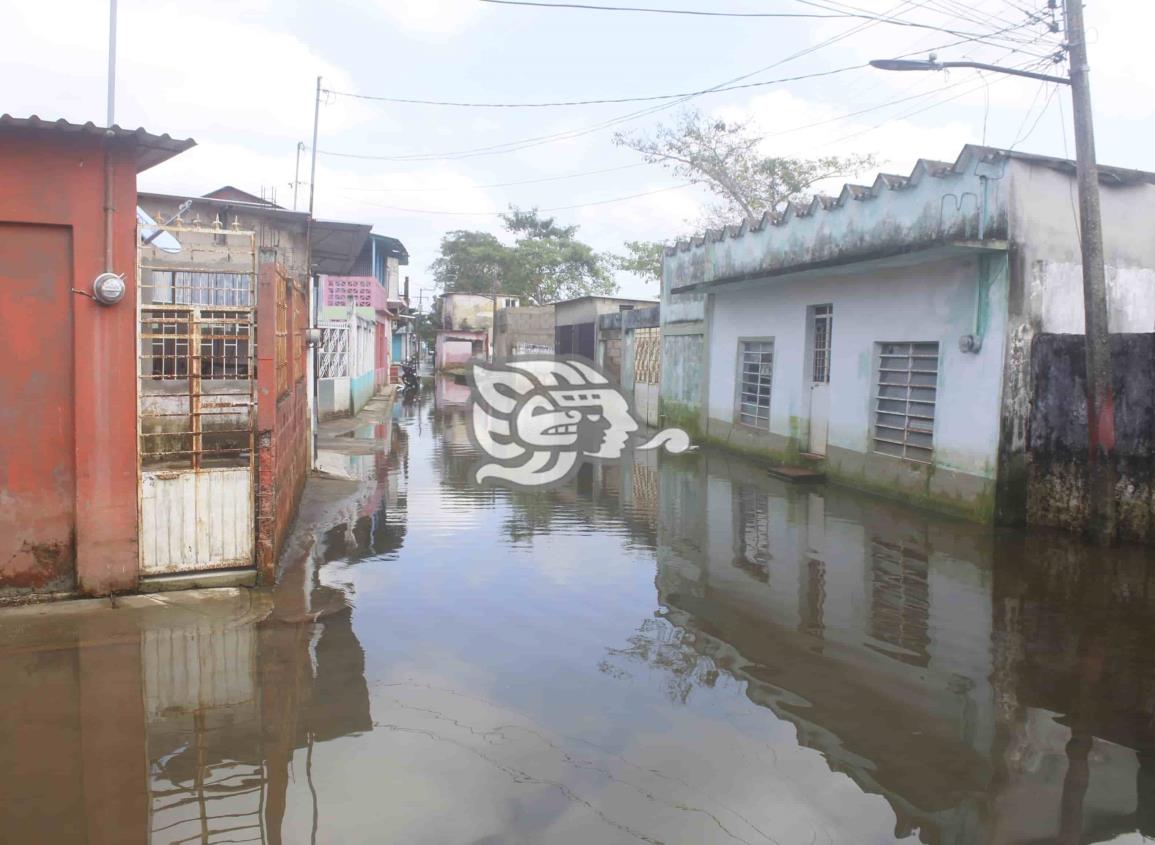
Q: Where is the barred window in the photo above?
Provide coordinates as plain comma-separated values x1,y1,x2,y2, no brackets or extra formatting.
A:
737,340,774,430
873,342,938,463
811,304,833,384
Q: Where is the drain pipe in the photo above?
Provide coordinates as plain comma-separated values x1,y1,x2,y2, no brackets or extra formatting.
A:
105,0,117,275
90,0,126,306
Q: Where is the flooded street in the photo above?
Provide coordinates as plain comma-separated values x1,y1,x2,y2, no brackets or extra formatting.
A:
4,386,1155,845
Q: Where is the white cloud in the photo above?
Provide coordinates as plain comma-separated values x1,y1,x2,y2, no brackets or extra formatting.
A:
358,0,489,38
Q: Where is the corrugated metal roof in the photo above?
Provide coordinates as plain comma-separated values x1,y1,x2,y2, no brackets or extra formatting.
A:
312,220,373,275
0,114,194,172
666,144,1155,256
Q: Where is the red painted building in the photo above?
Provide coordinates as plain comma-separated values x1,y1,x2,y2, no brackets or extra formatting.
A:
0,116,194,597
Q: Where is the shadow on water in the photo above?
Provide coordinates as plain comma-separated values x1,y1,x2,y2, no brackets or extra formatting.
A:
1,383,1154,844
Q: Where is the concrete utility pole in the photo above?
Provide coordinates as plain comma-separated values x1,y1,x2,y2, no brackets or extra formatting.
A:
1063,0,1116,544
308,77,322,217
870,0,1117,542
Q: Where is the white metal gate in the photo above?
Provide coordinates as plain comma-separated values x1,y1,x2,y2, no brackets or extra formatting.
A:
138,224,257,575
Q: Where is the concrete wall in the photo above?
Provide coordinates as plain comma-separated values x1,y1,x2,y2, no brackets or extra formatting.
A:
494,304,554,358
705,254,1009,519
140,194,310,281
436,331,487,370
555,296,656,326
995,157,1155,527
442,293,495,331
1028,333,1155,542
1007,158,1155,334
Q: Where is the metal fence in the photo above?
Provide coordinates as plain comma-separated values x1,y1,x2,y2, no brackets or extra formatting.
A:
319,324,349,378
138,227,257,471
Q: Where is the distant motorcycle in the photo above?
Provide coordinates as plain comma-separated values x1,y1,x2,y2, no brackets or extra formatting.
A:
400,356,420,392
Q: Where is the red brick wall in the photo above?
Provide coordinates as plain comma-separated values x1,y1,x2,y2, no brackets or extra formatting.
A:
256,263,310,583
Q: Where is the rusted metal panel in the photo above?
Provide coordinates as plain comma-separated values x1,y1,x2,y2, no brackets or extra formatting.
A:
0,223,76,592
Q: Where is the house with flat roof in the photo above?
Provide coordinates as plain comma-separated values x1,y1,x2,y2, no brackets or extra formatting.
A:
662,144,1155,536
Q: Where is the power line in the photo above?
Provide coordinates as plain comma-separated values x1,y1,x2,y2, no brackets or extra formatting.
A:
340,182,696,216
322,63,864,108
479,0,857,17
314,2,1048,166
482,0,1049,42
316,8,1041,162
336,162,649,192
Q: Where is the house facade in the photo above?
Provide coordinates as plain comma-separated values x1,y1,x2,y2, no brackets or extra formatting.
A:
137,187,370,582
434,292,513,369
494,303,554,359
317,233,410,418
554,295,657,362
663,145,1155,530
598,305,662,425
0,116,194,597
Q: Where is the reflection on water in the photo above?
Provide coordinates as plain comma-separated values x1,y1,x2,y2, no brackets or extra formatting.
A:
2,382,1154,844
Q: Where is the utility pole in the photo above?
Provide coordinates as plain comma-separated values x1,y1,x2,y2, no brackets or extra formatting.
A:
293,141,305,211
490,278,498,362
1063,0,1116,544
308,77,322,217
869,0,1117,543
107,0,117,125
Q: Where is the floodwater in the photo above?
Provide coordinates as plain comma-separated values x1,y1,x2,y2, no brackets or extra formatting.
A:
3,385,1155,845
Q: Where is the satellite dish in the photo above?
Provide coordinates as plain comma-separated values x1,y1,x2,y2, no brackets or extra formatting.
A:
137,207,182,254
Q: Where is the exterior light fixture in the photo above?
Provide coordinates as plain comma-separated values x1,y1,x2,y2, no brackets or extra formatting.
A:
92,272,126,306
869,58,942,72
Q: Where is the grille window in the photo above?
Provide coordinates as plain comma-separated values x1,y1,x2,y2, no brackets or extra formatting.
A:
811,304,832,384
737,340,774,430
873,342,938,463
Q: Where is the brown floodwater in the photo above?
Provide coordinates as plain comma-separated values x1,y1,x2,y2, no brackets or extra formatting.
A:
3,388,1155,844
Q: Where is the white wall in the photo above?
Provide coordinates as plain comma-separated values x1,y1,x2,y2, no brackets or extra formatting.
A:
707,254,1009,479
1009,159,1155,333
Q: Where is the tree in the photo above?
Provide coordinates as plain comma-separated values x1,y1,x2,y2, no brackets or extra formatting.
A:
614,109,877,227
429,208,617,304
429,230,506,294
609,240,665,285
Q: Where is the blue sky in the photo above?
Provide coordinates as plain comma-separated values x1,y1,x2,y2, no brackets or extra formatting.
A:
6,0,1153,300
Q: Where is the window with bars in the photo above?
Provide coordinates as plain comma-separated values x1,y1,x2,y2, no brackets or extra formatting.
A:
736,340,774,430
811,304,832,384
873,341,938,463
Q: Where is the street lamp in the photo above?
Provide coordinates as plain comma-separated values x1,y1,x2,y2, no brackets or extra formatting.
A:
871,0,1117,543
868,56,1069,85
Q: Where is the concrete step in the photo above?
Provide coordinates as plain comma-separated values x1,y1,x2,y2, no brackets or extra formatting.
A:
766,465,826,483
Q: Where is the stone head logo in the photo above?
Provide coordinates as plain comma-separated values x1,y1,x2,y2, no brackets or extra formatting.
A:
467,357,692,489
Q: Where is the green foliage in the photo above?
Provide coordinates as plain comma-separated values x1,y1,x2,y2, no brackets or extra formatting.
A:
429,208,617,304
429,230,506,295
614,109,878,226
609,240,665,285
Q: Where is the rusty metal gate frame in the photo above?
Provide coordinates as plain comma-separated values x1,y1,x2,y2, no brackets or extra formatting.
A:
137,222,258,575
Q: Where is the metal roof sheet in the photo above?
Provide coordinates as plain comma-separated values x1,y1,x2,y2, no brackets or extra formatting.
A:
0,114,194,172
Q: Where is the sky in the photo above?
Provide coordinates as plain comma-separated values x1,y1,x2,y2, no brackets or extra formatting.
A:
5,0,1154,302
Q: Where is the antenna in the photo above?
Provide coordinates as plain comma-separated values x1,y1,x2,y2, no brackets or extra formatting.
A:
106,0,117,125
